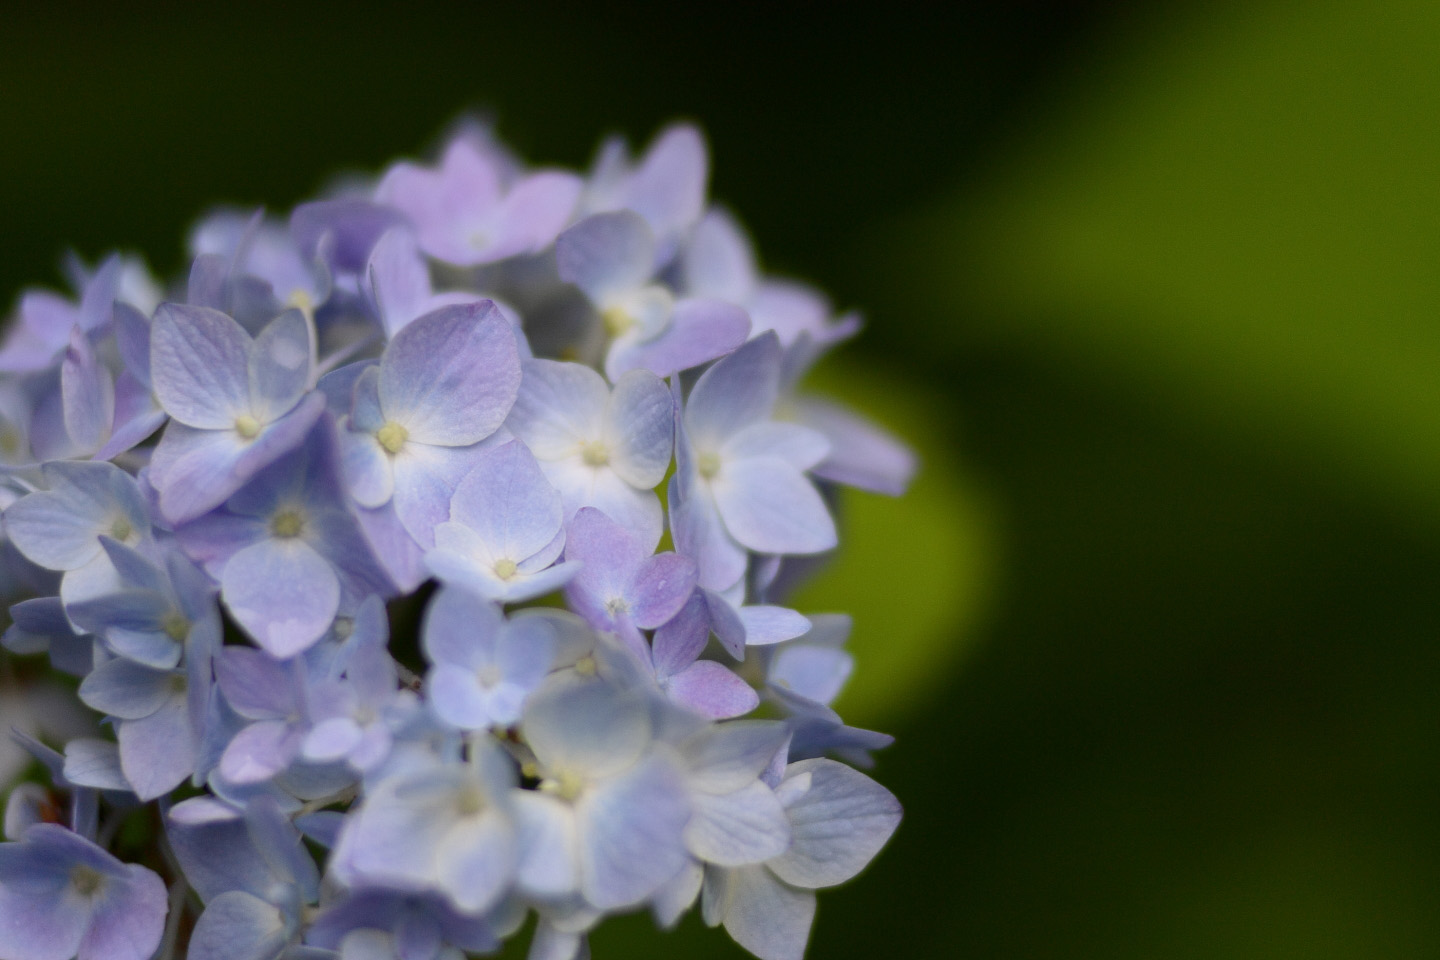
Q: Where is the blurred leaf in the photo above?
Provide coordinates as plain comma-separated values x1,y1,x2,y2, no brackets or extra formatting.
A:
790,358,994,728
919,0,1440,523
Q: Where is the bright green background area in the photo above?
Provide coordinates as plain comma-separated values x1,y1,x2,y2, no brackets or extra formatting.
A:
6,0,1440,956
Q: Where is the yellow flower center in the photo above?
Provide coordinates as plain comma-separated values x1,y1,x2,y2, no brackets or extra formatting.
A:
376,421,408,455
698,451,722,479
162,612,189,642
235,415,262,440
109,517,133,542
70,865,104,897
493,558,518,581
540,769,585,802
601,305,635,338
271,510,305,539
580,441,609,467
573,655,598,677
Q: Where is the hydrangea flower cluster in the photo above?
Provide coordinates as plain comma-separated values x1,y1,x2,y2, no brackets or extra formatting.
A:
0,122,915,960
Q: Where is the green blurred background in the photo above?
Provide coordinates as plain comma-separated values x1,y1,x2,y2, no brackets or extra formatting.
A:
5,1,1440,955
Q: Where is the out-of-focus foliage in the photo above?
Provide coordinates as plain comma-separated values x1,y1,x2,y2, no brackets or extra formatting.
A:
919,0,1440,523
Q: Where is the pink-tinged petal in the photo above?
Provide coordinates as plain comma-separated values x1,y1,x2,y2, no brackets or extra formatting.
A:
507,359,607,459
604,297,749,381
247,308,312,422
684,208,757,303
61,328,114,454
379,302,520,446
723,422,829,473
150,303,252,428
711,459,836,556
604,368,673,489
684,331,781,447
555,211,654,303
563,507,646,608
221,538,340,658
665,661,759,719
628,552,698,629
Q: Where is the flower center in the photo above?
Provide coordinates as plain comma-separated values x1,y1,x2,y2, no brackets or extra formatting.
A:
573,655,598,677
376,421,408,455
601,305,635,338
162,611,189,642
109,516,133,542
540,769,585,803
477,664,503,688
69,865,105,897
456,784,487,817
271,509,305,539
580,441,609,467
493,558,518,581
234,414,262,440
697,451,722,479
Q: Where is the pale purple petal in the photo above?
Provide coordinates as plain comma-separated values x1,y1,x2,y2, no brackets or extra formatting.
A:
792,397,917,496
715,865,815,960
339,426,393,508
769,646,852,707
684,331,780,446
685,781,790,866
78,863,168,960
577,755,690,909
247,308,312,422
683,208,756,303
488,171,584,259
215,647,293,720
217,719,299,785
737,606,811,647
604,298,749,381
723,422,829,473
448,440,564,563
522,681,649,779
150,303,252,428
187,890,289,960
221,539,340,658
391,441,489,548
118,695,194,800
555,211,654,303
604,369,673,489
77,658,172,719
379,302,520,446
767,759,901,888
711,459,836,556
364,227,432,337
61,328,114,454
512,792,578,899
507,359,607,459
665,661,758,720
622,124,708,245
627,552,698,629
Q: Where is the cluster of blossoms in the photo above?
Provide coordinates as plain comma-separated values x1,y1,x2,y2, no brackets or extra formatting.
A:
0,123,914,960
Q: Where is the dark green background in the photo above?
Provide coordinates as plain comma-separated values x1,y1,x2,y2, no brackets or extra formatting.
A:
5,3,1439,956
